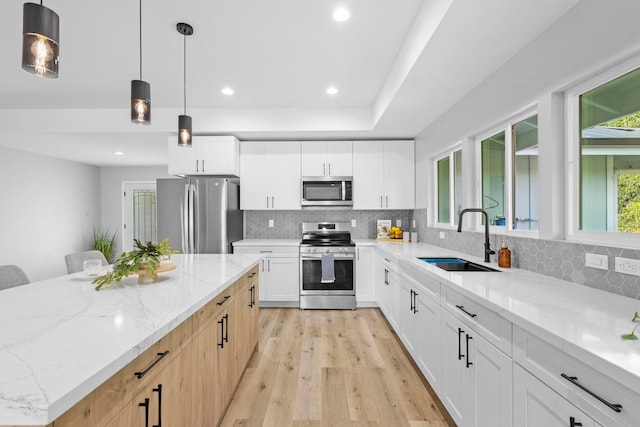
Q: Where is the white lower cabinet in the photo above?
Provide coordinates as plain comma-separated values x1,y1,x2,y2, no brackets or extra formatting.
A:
440,308,512,427
355,246,376,304
514,363,601,427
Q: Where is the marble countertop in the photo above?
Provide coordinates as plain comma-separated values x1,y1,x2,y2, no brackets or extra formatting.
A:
0,253,262,426
375,241,640,393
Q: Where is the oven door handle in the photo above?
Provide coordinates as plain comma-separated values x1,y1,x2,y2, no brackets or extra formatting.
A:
300,254,355,260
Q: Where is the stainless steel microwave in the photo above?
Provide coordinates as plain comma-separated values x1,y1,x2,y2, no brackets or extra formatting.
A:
301,177,353,207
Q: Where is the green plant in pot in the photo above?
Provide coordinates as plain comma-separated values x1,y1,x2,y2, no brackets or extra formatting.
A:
92,228,118,263
93,238,175,290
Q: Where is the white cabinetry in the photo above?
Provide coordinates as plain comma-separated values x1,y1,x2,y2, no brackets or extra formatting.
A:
233,244,299,305
355,245,376,304
352,140,414,209
376,254,401,330
301,141,353,176
514,364,601,427
240,141,301,210
168,136,239,176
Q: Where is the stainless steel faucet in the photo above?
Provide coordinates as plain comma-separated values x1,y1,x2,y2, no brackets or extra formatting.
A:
457,208,495,262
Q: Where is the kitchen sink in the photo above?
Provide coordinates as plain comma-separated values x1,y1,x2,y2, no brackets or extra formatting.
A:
418,257,500,272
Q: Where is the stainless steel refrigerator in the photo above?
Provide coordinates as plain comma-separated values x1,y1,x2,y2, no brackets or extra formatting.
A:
156,177,242,254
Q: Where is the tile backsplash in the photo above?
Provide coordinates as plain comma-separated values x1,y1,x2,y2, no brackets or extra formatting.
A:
413,209,640,300
244,210,412,239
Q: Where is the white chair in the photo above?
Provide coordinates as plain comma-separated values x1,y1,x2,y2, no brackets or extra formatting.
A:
0,265,30,290
64,250,108,274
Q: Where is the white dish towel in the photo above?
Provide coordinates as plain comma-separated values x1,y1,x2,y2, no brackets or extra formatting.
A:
321,254,335,283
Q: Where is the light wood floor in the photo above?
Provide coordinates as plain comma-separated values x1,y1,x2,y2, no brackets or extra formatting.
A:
220,308,455,427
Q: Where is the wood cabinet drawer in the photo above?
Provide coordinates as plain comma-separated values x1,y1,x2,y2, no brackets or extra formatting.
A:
55,318,192,426
192,281,238,332
513,326,639,427
443,286,512,356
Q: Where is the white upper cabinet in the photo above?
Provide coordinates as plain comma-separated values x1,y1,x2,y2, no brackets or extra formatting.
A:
301,141,352,176
352,140,414,209
240,141,301,210
168,136,240,176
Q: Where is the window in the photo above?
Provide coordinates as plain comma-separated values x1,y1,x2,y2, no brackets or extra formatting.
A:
436,149,462,225
478,113,538,230
579,67,640,234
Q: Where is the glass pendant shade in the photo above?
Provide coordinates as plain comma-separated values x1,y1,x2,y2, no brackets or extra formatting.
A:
131,79,151,124
178,115,192,147
22,2,59,78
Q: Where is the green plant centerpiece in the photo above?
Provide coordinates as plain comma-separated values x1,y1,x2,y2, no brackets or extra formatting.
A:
621,311,640,340
93,238,175,290
92,227,118,263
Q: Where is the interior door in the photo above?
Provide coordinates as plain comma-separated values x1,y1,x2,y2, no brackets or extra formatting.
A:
123,181,157,252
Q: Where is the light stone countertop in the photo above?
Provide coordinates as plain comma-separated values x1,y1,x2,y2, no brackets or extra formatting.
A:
0,253,262,426
374,241,640,394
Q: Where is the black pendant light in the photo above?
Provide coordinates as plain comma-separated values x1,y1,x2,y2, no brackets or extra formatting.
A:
22,1,60,78
131,0,150,124
177,22,193,147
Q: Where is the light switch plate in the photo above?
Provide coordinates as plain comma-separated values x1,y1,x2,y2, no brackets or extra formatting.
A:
615,257,640,276
351,219,356,227
268,219,274,228
396,219,401,228
585,253,608,270
439,232,445,239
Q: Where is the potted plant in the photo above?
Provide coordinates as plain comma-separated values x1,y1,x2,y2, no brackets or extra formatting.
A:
92,227,118,263
93,238,175,290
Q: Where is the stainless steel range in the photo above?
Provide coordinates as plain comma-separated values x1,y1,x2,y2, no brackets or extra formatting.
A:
299,221,356,310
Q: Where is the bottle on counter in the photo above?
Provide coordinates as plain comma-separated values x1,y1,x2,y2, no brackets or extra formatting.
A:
498,238,511,268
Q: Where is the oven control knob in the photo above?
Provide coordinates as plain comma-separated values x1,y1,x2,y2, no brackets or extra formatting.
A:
325,248,330,254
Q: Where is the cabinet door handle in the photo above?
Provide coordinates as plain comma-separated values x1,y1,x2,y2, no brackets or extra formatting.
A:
384,269,389,285
268,259,271,272
248,286,253,308
266,196,269,208
569,417,582,427
413,290,418,314
224,313,229,343
386,195,388,207
218,316,225,348
409,289,414,312
134,351,170,379
561,373,623,413
323,163,326,176
328,163,331,176
271,196,275,208
139,397,150,427
152,384,162,427
455,305,477,318
201,159,205,173
380,196,383,208
195,160,199,173
457,328,464,360
465,334,473,368
216,295,231,306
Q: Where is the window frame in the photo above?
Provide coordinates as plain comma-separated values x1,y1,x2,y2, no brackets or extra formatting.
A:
474,109,539,236
433,143,462,228
566,54,640,247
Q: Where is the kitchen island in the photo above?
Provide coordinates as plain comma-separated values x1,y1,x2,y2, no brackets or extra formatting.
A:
0,253,261,427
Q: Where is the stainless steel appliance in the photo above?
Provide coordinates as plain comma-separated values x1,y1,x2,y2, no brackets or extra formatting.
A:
156,177,242,254
299,221,356,309
301,176,353,207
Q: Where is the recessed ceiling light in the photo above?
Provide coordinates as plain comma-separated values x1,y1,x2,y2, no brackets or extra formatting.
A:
222,87,234,96
332,7,351,22
114,151,124,156
326,86,339,95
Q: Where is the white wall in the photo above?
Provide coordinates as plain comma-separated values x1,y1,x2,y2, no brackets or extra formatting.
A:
0,146,100,281
100,166,172,255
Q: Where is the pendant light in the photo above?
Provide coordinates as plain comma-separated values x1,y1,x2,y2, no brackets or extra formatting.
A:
131,0,150,124
22,1,60,78
177,22,193,147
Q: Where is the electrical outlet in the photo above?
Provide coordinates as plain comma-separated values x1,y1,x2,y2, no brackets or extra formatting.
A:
268,219,274,228
615,257,640,276
396,219,402,228
351,219,356,227
585,253,608,270
439,231,445,239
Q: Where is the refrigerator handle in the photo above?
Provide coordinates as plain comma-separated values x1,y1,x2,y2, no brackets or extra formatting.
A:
189,183,196,254
182,184,190,254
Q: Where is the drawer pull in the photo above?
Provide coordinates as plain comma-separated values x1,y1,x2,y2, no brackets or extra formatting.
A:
465,334,473,368
259,250,273,253
153,384,163,427
569,417,582,427
561,373,623,413
139,397,150,427
458,328,464,360
217,295,231,306
248,272,257,278
135,351,170,379
455,305,477,318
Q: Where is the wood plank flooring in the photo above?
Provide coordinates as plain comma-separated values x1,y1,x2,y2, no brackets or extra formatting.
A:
220,308,455,427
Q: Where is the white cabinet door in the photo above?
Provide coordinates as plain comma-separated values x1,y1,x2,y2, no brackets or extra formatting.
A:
514,364,598,427
240,142,269,209
301,142,326,176
416,292,441,394
265,257,299,301
353,141,384,209
386,269,402,332
196,136,239,176
375,253,389,315
355,246,376,303
268,142,301,210
325,141,352,176
353,140,414,209
400,279,421,356
168,136,197,175
385,140,414,209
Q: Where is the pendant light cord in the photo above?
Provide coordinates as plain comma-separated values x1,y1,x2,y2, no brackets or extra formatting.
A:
139,0,143,80
183,34,187,115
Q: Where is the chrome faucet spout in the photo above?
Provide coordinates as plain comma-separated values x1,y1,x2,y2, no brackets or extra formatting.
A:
457,208,495,263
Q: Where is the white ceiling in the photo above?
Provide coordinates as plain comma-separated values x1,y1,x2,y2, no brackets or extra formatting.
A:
0,0,580,166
